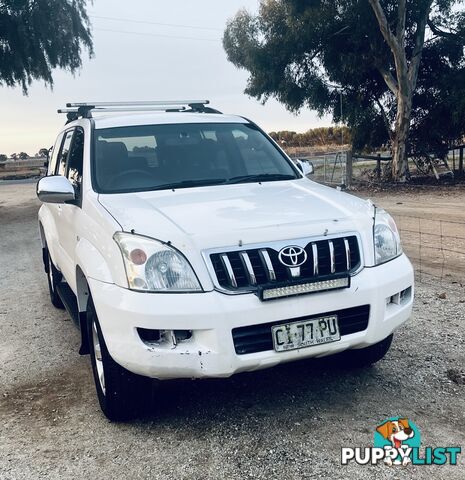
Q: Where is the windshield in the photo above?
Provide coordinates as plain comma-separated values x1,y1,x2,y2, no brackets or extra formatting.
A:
93,122,299,193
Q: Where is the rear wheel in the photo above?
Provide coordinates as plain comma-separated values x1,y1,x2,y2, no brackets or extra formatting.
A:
343,334,393,368
87,297,152,421
44,247,64,309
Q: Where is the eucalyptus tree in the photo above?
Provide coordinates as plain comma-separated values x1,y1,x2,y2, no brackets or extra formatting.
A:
224,0,465,180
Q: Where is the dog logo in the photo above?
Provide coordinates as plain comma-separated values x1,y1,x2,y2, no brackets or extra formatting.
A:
342,417,461,466
375,418,416,465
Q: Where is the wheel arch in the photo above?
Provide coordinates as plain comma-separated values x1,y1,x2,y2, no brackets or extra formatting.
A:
39,221,49,273
76,265,91,355
38,221,46,248
74,237,115,355
76,265,90,313
75,237,114,284
38,208,60,272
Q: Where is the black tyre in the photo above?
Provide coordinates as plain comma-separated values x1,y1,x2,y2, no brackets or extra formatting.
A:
87,297,152,421
44,247,64,309
343,334,393,368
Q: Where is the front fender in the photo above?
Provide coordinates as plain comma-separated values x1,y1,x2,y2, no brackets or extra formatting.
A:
38,205,59,266
75,237,114,284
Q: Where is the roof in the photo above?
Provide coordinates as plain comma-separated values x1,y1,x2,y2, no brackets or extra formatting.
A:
90,112,248,129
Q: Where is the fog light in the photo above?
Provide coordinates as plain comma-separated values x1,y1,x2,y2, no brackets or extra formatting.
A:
386,287,412,307
387,293,400,305
174,330,192,342
138,328,161,343
400,287,412,304
137,328,193,346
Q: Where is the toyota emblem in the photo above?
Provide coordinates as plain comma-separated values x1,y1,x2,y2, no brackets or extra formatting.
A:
278,246,307,267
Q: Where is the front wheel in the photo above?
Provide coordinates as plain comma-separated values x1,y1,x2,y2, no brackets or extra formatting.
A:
343,334,393,368
87,297,152,421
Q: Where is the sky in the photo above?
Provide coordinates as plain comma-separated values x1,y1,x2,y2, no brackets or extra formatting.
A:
0,0,331,155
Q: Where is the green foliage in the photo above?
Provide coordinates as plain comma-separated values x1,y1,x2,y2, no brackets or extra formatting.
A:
0,154,7,161
269,126,351,147
412,30,465,155
224,0,465,155
0,0,93,93
18,151,29,159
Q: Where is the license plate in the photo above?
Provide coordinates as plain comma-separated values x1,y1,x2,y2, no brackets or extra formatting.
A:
272,315,340,352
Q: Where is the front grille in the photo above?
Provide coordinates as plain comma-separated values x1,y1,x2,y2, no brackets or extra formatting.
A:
210,235,360,292
232,305,370,355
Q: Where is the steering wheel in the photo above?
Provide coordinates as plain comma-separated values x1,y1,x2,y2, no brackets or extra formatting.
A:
107,170,154,190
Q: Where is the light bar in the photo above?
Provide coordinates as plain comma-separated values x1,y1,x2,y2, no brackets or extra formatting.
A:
259,276,350,301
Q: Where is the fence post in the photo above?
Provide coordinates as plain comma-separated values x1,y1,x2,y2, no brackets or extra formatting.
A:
377,153,381,180
345,150,353,188
460,147,464,175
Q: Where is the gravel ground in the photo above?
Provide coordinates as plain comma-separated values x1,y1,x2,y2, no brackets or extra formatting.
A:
0,182,464,479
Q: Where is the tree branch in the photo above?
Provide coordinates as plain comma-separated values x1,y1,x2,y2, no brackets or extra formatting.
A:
373,95,393,138
396,0,406,47
427,19,465,42
376,64,399,95
369,0,408,94
330,25,350,38
408,0,434,89
368,0,401,56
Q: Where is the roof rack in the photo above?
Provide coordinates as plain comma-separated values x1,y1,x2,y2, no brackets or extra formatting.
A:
58,100,221,123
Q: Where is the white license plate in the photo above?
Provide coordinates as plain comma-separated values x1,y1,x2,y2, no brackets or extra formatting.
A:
272,315,340,352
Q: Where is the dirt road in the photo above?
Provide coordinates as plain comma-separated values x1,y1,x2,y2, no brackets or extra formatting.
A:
357,184,465,223
0,182,464,479
358,185,465,284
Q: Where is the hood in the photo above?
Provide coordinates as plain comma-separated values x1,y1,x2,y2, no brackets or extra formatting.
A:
98,178,374,251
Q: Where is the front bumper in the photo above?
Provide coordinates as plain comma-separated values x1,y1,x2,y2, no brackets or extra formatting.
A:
89,254,414,379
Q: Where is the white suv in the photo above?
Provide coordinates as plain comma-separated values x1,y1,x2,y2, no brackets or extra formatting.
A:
37,101,414,421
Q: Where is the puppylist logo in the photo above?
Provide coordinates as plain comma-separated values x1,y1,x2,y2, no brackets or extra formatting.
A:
342,417,461,466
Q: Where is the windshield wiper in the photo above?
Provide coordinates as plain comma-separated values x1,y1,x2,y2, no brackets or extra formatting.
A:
149,174,296,191
226,173,297,185
151,178,227,191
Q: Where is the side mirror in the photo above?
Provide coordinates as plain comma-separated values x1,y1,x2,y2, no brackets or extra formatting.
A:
37,176,75,204
296,159,314,176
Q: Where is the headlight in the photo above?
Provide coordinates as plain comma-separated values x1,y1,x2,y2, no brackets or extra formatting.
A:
114,232,202,292
373,209,402,265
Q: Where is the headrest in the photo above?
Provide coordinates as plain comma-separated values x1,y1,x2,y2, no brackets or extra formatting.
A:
102,141,128,159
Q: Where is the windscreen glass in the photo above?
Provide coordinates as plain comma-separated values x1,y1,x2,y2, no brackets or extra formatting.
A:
93,122,298,193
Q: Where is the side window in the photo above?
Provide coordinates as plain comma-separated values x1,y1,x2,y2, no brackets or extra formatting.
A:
48,132,64,176
56,129,74,176
67,128,84,192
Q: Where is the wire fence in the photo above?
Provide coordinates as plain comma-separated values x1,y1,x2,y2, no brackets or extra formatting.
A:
296,146,464,186
299,152,349,185
300,152,390,186
395,215,465,286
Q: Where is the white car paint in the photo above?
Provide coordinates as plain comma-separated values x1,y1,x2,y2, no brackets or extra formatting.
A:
38,111,414,380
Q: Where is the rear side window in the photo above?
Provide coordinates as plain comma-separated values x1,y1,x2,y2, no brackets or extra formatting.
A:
48,132,64,176
56,130,74,176
67,128,84,192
